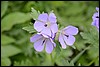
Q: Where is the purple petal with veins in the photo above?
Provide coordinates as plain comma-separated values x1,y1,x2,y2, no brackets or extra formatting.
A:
34,38,45,52
30,34,56,54
63,34,75,46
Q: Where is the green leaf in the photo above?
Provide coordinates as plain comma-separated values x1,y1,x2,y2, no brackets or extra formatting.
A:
14,59,34,66
74,35,86,51
1,45,22,58
61,48,73,58
80,26,99,48
56,57,74,66
80,26,99,62
1,12,31,32
30,7,40,20
88,46,99,59
41,54,53,66
1,34,15,45
1,57,11,66
1,1,8,18
22,25,35,33
55,42,61,56
70,46,90,63
87,56,99,66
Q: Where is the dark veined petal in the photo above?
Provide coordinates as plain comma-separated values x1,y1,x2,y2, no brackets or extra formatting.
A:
34,38,45,52
64,26,78,35
63,34,75,46
50,38,56,47
37,33,50,38
41,33,50,38
58,33,66,49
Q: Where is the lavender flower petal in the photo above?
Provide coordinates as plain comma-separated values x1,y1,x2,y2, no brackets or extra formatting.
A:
49,12,56,18
34,21,45,32
34,12,58,38
92,12,98,19
64,26,78,35
91,21,96,26
50,24,58,34
30,34,42,42
45,39,53,54
96,7,99,16
41,33,49,38
41,27,51,37
34,38,45,52
49,13,57,23
96,7,99,12
59,34,67,49
38,13,48,23
91,7,99,32
63,35,75,46
96,19,99,29
50,38,56,47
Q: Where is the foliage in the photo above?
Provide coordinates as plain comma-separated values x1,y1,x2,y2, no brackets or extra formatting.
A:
1,1,99,66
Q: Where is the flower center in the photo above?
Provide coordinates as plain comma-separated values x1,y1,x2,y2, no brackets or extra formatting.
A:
44,22,51,27
61,30,69,38
44,24,47,27
62,30,65,34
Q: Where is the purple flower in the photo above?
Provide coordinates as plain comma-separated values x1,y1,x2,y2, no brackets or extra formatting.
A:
91,7,99,32
30,34,56,54
59,26,78,49
34,12,58,38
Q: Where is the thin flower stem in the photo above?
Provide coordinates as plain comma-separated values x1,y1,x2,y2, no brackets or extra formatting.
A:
50,53,54,65
46,53,54,65
55,30,61,41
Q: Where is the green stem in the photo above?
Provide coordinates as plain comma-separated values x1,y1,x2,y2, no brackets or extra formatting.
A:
46,53,54,65
50,53,55,65
70,45,91,63
87,56,99,66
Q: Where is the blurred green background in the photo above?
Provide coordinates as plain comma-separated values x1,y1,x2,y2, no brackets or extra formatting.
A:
1,1,99,66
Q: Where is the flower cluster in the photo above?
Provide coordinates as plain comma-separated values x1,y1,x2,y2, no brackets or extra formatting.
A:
91,7,99,32
30,12,58,54
30,12,78,54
